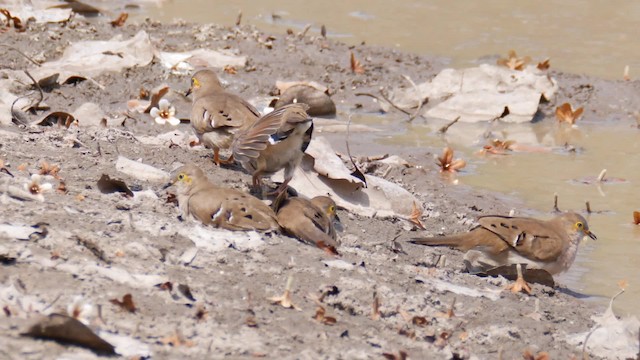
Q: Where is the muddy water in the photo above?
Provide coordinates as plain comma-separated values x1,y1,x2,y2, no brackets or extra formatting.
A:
143,1,640,315
146,0,640,80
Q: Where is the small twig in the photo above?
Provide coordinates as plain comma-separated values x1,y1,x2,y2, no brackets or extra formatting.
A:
346,114,366,186
235,10,242,26
73,235,111,264
379,89,412,116
298,23,312,38
597,169,607,183
23,71,44,110
0,44,41,66
553,193,560,212
585,201,592,214
582,325,598,360
401,74,427,122
41,293,62,312
438,116,460,134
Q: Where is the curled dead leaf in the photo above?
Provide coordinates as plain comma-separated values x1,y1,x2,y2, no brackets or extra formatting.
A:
408,201,426,230
633,211,640,225
555,102,584,125
537,58,551,71
523,349,550,360
313,306,337,325
97,174,133,197
110,12,128,27
0,9,26,32
350,51,365,74
22,313,115,355
39,161,61,178
38,111,77,128
109,293,136,313
382,350,408,360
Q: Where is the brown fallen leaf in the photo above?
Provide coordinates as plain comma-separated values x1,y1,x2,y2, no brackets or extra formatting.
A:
127,84,170,113
22,313,115,355
110,12,128,27
156,281,173,292
408,201,426,230
97,174,133,197
109,294,136,313
555,102,584,125
371,291,381,320
0,159,13,177
39,161,61,179
523,349,550,360
497,50,531,71
195,304,208,321
177,284,196,301
223,65,237,74
38,112,77,128
412,316,429,327
480,139,516,155
437,147,466,173
382,350,408,360
313,306,337,325
350,51,365,74
56,181,68,194
537,58,551,71
633,211,640,225
0,9,26,32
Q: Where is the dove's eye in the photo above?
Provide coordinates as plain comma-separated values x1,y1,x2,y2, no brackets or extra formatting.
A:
328,205,335,214
178,174,185,180
576,222,584,229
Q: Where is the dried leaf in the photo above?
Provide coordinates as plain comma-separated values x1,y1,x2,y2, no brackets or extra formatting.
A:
618,279,628,290
39,161,61,178
412,316,428,327
350,52,365,74
0,9,26,32
156,282,173,292
633,211,640,225
437,147,466,173
223,65,237,74
497,50,531,71
37,111,77,128
97,174,133,197
523,349,550,360
195,305,208,321
177,284,196,301
371,291,381,320
536,58,551,70
382,350,408,360
22,313,115,355
313,306,337,325
555,102,584,125
110,12,128,27
109,294,136,313
408,201,426,230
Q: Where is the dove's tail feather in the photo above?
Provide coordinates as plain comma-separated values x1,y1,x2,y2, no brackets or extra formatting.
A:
409,227,507,253
409,234,471,250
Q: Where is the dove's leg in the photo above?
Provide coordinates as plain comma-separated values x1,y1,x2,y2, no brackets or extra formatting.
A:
506,263,532,294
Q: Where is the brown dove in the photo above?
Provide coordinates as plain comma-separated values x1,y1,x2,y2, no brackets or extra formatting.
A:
410,212,596,293
276,195,340,253
187,69,260,165
165,164,279,231
232,103,313,196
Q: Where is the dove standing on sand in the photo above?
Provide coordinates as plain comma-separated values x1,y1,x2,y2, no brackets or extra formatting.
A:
165,164,279,231
276,196,340,253
410,212,596,293
232,103,313,196
187,69,260,165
